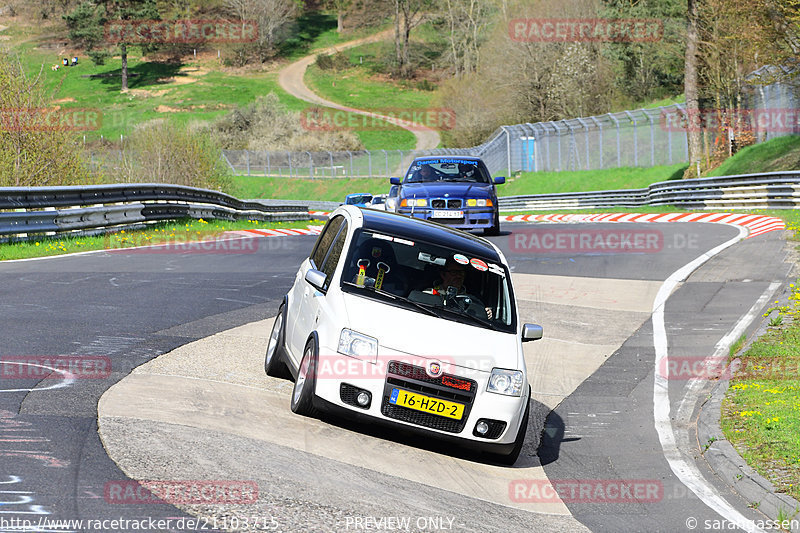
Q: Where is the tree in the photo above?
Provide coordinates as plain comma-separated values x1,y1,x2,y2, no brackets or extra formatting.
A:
64,0,160,91
442,0,496,77
392,0,429,78
0,52,93,186
685,0,703,176
325,0,353,33
599,0,685,104
226,0,299,60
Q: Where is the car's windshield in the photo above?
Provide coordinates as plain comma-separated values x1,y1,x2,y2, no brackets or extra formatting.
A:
340,230,515,332
404,159,491,184
346,194,372,205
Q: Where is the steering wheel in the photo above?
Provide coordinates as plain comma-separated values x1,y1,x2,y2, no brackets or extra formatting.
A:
451,294,488,319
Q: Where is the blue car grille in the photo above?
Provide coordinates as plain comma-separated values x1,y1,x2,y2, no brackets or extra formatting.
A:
430,199,462,209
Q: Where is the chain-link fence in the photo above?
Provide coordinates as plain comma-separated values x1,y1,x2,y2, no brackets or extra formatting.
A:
217,79,799,179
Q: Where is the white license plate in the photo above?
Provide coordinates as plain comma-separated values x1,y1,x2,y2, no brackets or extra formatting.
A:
432,210,463,219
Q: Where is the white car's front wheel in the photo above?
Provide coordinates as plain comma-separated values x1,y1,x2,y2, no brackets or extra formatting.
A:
494,390,530,466
290,339,318,416
265,304,288,377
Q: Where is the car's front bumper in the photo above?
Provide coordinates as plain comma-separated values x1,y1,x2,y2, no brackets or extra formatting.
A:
312,349,528,451
396,207,496,229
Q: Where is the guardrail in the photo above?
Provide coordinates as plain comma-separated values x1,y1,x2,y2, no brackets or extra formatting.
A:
498,171,800,211
0,184,310,240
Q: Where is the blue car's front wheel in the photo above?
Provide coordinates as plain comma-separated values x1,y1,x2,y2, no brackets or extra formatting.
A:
483,211,500,236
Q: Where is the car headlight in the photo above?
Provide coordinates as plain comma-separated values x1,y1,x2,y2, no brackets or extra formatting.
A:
466,199,492,207
400,198,427,207
338,329,378,357
487,368,524,396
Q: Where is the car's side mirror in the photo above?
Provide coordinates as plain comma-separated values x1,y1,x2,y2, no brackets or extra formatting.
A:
493,176,506,185
304,269,327,291
390,177,401,185
521,323,543,342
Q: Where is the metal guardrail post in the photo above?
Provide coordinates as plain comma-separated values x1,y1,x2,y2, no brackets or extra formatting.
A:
501,126,511,177
660,107,674,164
551,122,564,171
624,110,638,167
608,113,621,167
576,118,590,170
590,116,602,168
348,151,354,177
646,111,656,166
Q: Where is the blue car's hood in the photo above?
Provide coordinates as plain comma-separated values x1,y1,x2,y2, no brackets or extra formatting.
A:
401,181,493,199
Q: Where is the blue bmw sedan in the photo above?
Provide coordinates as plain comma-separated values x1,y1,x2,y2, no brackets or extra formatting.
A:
390,156,505,235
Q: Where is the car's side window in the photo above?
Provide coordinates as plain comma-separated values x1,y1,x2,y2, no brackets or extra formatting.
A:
310,215,344,269
320,224,348,290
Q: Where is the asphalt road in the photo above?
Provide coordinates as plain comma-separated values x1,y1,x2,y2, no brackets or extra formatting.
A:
0,221,791,532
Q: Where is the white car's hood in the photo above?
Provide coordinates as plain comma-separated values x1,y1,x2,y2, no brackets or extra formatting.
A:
341,292,520,373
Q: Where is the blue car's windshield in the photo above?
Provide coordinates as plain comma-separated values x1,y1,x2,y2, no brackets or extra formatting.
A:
404,159,491,184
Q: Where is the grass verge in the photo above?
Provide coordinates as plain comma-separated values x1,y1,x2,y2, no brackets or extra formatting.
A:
708,135,800,177
231,175,389,201
715,208,800,503
502,163,688,196
232,163,691,201
720,295,800,502
0,218,317,261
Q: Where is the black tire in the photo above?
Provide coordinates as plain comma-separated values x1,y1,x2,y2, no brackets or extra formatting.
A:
484,211,500,236
264,304,288,377
495,395,530,466
290,338,318,417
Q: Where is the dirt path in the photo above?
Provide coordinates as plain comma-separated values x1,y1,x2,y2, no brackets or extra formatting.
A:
278,30,441,151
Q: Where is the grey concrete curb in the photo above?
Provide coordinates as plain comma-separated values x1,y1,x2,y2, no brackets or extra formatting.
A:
697,377,800,531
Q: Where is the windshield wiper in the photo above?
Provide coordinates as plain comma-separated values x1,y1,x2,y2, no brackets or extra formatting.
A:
450,308,501,331
342,281,440,318
433,298,502,331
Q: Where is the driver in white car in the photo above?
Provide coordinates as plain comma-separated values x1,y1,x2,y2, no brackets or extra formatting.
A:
424,258,490,319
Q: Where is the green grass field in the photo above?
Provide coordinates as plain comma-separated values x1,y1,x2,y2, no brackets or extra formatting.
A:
0,218,317,261
502,163,688,196
232,163,690,201
231,175,389,201
709,135,800,177
721,275,800,502
9,13,409,149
